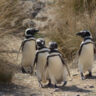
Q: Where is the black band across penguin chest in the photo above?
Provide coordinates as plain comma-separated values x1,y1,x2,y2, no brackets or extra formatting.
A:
79,41,94,56
21,38,36,51
46,53,65,68
35,50,49,64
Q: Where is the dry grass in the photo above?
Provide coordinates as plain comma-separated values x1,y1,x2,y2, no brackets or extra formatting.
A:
0,0,26,37
0,59,13,83
47,0,96,61
74,0,96,14
0,0,42,83
0,0,24,83
0,0,96,82
0,35,21,83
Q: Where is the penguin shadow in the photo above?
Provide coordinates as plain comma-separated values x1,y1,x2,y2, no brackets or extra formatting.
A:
43,84,91,93
85,75,96,79
0,83,32,96
55,85,91,93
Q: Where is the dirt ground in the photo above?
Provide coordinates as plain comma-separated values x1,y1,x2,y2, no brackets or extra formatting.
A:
0,35,96,96
1,33,96,96
0,65,96,96
1,0,96,96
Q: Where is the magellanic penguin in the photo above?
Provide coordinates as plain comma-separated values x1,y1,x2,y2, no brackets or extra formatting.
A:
76,30,94,80
45,42,70,88
21,28,39,74
32,38,50,87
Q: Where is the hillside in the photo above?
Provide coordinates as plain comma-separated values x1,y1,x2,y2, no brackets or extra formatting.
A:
0,0,96,96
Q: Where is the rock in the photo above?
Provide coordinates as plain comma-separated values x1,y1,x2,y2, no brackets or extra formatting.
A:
89,86,94,88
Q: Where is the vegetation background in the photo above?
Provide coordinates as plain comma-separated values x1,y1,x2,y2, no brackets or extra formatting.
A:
0,0,96,84
0,1,96,96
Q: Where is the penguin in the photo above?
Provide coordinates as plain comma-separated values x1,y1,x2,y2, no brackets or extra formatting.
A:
21,28,39,74
76,30,94,80
32,38,50,87
45,42,70,88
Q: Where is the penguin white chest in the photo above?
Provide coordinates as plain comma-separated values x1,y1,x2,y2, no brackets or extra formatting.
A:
37,52,48,68
36,52,49,80
23,41,35,56
47,56,67,84
22,40,36,66
78,43,94,73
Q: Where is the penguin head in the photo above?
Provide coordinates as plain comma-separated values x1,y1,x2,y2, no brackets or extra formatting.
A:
76,30,91,38
49,42,58,50
25,28,39,39
36,38,45,50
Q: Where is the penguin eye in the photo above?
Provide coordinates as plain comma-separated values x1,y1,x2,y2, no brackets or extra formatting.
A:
85,32,90,36
41,42,43,44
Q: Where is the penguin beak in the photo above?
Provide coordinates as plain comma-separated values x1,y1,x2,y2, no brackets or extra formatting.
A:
35,29,39,33
76,32,82,36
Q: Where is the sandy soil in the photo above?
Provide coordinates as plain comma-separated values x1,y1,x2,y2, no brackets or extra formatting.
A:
0,35,96,96
0,0,96,96
0,48,96,96
0,66,96,96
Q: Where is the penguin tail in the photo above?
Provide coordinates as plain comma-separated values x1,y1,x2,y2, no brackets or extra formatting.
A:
21,67,27,73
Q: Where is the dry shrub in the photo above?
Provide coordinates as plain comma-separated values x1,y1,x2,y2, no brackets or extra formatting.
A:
0,35,21,83
0,0,26,36
47,0,96,61
0,59,13,83
0,0,24,83
74,0,96,14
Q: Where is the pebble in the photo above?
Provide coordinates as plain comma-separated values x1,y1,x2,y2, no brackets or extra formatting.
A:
77,95,80,96
89,86,94,88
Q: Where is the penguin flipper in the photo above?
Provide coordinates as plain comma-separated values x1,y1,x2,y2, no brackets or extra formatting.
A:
62,81,67,87
78,44,83,56
59,54,71,77
21,67,27,73
81,73,85,80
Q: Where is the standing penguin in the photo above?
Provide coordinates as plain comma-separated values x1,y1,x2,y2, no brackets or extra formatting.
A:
33,38,50,87
76,30,94,80
21,28,39,73
45,42,70,88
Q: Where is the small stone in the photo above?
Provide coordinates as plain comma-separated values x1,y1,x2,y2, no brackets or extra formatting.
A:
84,87,87,88
89,86,94,88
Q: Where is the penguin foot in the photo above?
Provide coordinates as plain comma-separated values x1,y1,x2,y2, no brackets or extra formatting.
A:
40,84,49,88
21,66,33,74
39,80,50,88
21,67,27,74
48,84,58,88
81,76,85,80
47,80,52,87
39,81,44,88
39,83,43,88
55,84,58,88
88,72,92,77
81,72,85,80
85,72,92,79
62,81,67,86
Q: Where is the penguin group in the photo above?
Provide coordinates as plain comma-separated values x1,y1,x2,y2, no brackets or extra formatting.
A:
19,28,95,88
